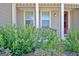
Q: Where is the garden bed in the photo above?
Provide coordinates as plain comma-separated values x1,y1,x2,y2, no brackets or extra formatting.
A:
22,48,79,56
0,25,79,56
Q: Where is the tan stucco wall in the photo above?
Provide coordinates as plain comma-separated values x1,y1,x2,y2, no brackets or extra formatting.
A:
16,7,60,35
70,9,79,29
51,9,60,35
16,7,35,26
0,3,79,38
0,3,12,26
16,8,24,26
16,7,79,38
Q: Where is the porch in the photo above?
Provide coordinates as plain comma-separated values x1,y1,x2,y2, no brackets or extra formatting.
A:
12,3,79,39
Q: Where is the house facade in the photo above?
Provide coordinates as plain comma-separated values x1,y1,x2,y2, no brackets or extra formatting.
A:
0,3,79,39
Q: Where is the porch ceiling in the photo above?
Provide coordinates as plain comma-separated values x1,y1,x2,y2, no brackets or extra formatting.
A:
16,3,35,7
16,3,79,8
65,4,79,8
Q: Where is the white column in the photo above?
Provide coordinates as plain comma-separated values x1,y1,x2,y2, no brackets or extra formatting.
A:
12,3,16,25
60,3,64,40
36,3,39,28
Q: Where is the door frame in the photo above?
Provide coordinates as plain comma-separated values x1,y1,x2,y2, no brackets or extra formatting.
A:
64,10,70,34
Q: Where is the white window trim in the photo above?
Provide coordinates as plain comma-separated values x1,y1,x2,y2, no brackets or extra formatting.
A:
40,10,51,28
24,10,35,26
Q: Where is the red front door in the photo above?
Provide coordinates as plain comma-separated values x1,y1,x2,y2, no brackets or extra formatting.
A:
64,11,68,34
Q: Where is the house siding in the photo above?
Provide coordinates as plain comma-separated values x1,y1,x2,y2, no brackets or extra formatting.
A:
70,9,79,29
51,9,60,36
16,7,60,35
0,3,12,26
16,8,24,26
0,3,79,39
70,10,73,29
16,7,35,26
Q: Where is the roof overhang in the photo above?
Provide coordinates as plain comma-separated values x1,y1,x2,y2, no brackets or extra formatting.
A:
16,3,79,8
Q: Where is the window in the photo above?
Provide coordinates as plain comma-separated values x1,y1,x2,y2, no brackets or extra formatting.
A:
40,11,50,28
25,11,35,26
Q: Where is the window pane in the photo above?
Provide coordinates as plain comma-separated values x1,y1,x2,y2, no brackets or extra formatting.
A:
26,20,33,25
25,11,33,20
41,11,50,28
42,12,49,20
42,20,49,28
25,11,34,25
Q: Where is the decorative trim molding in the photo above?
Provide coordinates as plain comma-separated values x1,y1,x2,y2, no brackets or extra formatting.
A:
16,3,79,8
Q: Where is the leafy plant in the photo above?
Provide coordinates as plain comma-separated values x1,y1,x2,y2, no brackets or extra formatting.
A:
0,25,37,55
63,29,79,55
11,25,37,55
0,33,4,47
0,25,64,56
35,28,61,55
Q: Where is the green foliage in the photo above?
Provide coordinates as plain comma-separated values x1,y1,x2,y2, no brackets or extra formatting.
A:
36,28,59,52
63,29,79,53
1,25,17,49
0,25,63,56
12,25,37,55
0,33,4,47
0,25,37,55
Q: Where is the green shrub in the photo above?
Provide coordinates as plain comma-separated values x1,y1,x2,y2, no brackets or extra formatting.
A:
0,33,4,47
35,28,60,55
0,25,61,56
12,25,36,55
0,25,17,49
0,25,37,55
63,29,79,53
